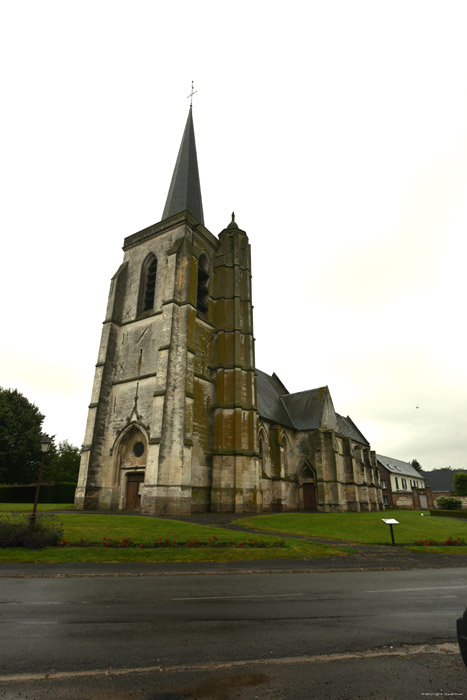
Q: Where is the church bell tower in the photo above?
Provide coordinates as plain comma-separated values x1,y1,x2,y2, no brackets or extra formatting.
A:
75,107,261,514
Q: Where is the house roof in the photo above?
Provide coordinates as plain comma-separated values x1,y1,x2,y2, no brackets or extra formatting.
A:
421,469,467,492
376,454,425,480
255,369,369,445
162,107,204,224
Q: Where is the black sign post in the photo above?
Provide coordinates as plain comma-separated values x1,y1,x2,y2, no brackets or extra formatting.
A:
382,518,400,546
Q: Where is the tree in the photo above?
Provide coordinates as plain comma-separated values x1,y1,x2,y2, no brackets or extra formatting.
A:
453,472,467,497
411,459,423,473
0,388,45,484
45,440,81,483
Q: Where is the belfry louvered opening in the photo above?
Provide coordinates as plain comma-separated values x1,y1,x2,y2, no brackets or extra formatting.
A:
197,254,209,315
143,257,158,312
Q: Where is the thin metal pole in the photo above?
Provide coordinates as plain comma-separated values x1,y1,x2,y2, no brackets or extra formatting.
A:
29,452,46,531
389,524,396,546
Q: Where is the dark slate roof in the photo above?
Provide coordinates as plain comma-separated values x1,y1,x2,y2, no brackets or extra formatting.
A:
162,107,204,224
282,388,327,430
376,454,425,480
336,414,370,446
420,469,467,492
255,369,369,444
256,369,295,428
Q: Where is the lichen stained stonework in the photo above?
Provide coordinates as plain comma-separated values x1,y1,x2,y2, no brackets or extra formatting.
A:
75,108,383,515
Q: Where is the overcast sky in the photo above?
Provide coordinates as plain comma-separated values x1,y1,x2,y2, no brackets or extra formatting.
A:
1,0,466,470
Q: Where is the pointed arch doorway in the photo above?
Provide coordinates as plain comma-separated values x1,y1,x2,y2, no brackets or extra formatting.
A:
126,472,145,510
303,482,317,511
300,464,318,511
117,425,147,511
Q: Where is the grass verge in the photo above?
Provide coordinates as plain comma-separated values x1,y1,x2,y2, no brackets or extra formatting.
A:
235,510,467,552
0,503,75,512
0,512,351,563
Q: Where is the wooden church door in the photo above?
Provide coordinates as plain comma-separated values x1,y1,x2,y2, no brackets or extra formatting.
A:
126,473,144,510
303,483,317,511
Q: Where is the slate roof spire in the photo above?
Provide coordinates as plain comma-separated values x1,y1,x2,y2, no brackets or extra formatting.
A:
162,106,204,225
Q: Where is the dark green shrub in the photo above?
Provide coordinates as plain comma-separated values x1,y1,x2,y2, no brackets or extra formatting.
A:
51,482,77,503
0,513,63,548
436,496,462,510
430,509,467,519
0,482,76,503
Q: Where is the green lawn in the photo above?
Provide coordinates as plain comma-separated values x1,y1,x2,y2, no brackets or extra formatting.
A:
3,507,467,563
0,503,75,512
235,510,467,552
0,511,350,563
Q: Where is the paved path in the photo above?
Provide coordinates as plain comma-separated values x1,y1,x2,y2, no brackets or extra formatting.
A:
157,511,467,571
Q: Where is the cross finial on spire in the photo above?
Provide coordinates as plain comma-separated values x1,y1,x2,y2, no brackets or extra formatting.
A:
187,80,197,107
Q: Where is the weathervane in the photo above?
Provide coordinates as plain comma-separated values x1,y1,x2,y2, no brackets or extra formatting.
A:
187,80,197,106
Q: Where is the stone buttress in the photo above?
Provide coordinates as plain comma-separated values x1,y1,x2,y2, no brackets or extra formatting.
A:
210,216,262,512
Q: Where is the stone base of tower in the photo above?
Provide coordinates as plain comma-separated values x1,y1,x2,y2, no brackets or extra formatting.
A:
74,485,122,511
210,454,262,513
73,486,87,510
210,488,262,513
140,485,193,515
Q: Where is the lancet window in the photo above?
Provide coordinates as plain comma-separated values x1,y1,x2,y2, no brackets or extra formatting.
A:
197,254,210,315
140,256,158,313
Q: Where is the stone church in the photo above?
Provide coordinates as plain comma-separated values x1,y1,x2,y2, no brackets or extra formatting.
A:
75,108,383,515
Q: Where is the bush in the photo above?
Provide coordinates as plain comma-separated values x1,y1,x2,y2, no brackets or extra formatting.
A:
430,509,467,519
436,496,462,510
0,512,63,548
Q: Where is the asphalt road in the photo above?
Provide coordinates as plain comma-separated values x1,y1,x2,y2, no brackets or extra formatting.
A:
1,566,466,698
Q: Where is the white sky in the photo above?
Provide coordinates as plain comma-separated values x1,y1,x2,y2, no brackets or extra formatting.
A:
1,0,466,470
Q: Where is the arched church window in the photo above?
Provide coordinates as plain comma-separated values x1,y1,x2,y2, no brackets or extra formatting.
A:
141,256,158,313
197,254,209,315
280,434,289,477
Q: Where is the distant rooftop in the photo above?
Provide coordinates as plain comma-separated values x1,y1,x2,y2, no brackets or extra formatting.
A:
376,454,425,480
421,468,467,492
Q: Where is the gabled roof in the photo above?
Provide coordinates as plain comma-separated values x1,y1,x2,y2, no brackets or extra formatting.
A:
336,414,370,446
421,469,467,492
162,107,204,224
255,369,369,445
256,370,295,428
282,387,332,431
376,454,425,480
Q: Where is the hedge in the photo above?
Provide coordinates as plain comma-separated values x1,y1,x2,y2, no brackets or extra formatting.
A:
430,509,467,519
0,483,76,504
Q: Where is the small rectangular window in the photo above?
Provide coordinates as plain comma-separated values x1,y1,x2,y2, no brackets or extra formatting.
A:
401,478,407,489
381,479,386,489
395,477,399,490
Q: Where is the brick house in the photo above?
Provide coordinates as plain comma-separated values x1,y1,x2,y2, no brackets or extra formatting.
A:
376,454,432,509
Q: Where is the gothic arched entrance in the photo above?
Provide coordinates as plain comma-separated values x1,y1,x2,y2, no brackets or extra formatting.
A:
126,472,145,509
117,425,147,510
300,464,317,511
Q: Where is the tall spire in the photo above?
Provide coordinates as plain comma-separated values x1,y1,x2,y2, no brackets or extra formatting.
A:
162,107,204,225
